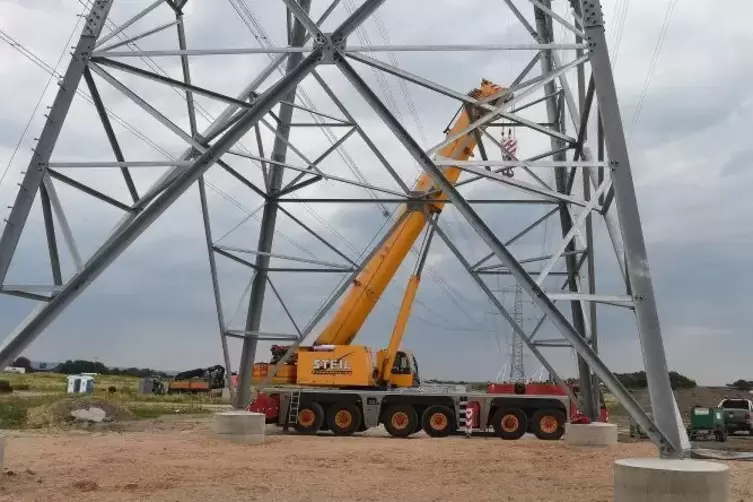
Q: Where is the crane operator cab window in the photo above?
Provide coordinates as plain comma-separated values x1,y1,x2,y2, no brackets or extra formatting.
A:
391,352,412,375
390,351,420,387
411,353,421,386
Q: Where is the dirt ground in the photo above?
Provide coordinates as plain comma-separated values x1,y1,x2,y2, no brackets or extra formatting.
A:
1,416,753,502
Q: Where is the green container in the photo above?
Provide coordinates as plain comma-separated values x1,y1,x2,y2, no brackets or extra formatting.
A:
690,406,725,430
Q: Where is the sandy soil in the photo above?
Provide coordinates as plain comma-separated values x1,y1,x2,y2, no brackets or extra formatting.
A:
2,416,753,502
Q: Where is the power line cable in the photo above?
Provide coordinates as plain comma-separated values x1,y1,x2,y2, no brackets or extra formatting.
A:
627,0,678,144
229,0,484,326
0,5,89,190
0,19,316,260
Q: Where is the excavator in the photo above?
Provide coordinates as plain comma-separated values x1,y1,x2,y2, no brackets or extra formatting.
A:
250,79,512,390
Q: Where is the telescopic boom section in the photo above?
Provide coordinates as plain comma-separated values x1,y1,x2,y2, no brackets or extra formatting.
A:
312,79,508,347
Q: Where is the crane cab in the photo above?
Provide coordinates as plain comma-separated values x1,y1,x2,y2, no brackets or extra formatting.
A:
252,345,421,389
376,349,421,388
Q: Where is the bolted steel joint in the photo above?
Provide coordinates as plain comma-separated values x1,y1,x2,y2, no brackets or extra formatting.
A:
581,0,604,28
314,32,345,64
585,35,597,53
405,192,429,212
82,0,112,37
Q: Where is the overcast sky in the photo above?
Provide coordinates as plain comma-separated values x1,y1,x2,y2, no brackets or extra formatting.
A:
0,0,752,386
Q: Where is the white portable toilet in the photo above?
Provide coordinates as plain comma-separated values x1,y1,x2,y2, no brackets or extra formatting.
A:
67,374,95,394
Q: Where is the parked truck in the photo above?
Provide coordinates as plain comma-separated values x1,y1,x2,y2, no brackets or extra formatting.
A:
166,365,226,395
718,398,753,435
247,79,602,441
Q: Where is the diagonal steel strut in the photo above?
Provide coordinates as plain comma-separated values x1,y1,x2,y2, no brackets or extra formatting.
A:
336,54,676,456
0,0,115,286
0,47,323,368
234,0,387,409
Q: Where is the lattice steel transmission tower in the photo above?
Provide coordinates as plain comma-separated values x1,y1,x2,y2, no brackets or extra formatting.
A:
510,284,525,381
0,0,691,457
491,283,538,381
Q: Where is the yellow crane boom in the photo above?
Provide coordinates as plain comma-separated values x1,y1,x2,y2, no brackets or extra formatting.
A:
252,79,511,390
313,79,509,347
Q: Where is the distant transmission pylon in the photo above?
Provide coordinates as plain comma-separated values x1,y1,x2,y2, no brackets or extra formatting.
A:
510,284,525,381
501,129,525,383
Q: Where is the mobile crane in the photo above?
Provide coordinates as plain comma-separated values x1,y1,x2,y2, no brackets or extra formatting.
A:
249,79,572,440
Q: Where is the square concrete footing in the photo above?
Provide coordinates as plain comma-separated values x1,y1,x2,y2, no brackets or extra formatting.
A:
564,422,618,446
614,458,730,501
211,411,266,444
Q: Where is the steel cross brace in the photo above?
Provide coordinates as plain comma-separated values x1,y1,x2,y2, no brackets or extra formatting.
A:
234,0,386,409
0,0,387,390
534,0,596,420
581,0,690,456
0,0,115,286
334,47,680,456
235,0,313,409
0,44,323,369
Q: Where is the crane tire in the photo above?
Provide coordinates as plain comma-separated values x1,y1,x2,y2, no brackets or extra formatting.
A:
530,408,566,440
383,405,418,438
294,401,324,434
491,407,527,440
326,403,362,436
421,405,455,438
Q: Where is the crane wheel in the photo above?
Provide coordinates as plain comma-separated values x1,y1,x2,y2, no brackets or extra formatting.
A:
491,407,527,440
326,403,362,436
530,408,566,440
421,405,455,438
294,401,324,434
383,405,418,438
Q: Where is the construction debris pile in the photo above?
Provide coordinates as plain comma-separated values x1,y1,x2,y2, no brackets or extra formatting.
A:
26,398,132,428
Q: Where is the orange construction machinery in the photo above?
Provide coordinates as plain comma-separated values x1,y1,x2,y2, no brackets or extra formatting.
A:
249,80,583,441
252,79,510,391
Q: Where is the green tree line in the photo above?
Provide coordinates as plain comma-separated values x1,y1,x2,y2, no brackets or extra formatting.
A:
615,371,696,390
728,379,753,391
11,357,167,378
424,371,697,391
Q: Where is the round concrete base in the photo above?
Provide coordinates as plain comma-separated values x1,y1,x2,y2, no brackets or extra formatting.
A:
614,458,729,502
564,422,618,446
212,410,266,444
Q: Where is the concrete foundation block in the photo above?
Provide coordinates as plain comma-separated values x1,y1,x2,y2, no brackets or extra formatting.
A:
212,411,266,444
221,387,233,403
614,458,729,502
564,422,618,446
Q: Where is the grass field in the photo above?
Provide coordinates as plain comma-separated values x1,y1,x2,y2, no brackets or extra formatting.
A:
0,371,218,428
0,371,224,401
1,371,138,393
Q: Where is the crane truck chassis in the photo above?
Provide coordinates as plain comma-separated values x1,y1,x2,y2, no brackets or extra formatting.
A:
249,387,571,440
